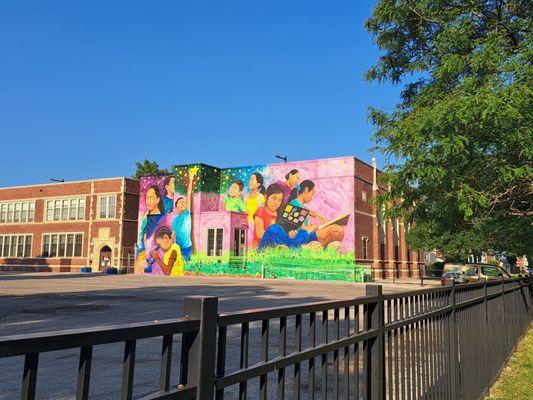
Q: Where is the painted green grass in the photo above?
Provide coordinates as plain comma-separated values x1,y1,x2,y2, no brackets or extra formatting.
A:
184,249,372,282
486,325,533,399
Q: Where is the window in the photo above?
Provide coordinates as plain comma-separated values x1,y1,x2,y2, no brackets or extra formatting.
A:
74,234,83,257
42,233,84,258
7,204,14,223
0,234,32,258
21,202,28,222
69,199,77,220
28,202,35,222
362,237,368,259
61,200,69,221
66,234,74,257
207,228,223,257
45,198,86,221
78,199,85,220
0,204,6,223
14,203,21,223
233,228,246,256
98,195,116,219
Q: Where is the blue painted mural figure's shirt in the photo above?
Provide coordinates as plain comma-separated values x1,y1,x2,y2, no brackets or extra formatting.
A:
172,209,192,250
163,196,174,213
257,224,318,251
289,198,309,226
138,214,165,254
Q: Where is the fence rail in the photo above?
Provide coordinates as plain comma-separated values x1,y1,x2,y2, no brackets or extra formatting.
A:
1,278,532,400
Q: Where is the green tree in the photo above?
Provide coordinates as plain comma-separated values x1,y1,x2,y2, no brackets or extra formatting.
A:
132,159,170,179
365,0,532,259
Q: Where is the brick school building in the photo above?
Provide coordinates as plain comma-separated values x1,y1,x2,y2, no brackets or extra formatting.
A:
0,178,139,272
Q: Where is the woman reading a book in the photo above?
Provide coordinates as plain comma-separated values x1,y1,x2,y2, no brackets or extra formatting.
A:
253,183,344,251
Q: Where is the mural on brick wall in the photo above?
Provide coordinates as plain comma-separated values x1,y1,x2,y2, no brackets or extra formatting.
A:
135,158,367,281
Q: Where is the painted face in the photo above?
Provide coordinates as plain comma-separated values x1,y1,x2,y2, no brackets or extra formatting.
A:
176,198,186,213
248,174,260,191
165,178,175,196
287,172,300,188
145,188,160,213
156,235,173,251
302,187,316,204
266,193,283,212
228,182,242,198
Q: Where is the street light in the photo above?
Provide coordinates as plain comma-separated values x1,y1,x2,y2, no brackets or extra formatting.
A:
275,155,288,163
50,178,65,183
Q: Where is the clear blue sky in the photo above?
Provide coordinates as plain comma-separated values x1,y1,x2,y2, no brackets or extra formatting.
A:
0,0,402,187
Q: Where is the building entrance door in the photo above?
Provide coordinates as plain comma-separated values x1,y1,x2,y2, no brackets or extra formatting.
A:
99,245,112,271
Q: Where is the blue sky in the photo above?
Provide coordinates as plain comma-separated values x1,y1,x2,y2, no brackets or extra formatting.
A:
0,0,402,187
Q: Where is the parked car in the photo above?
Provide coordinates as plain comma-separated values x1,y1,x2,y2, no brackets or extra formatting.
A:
440,263,511,286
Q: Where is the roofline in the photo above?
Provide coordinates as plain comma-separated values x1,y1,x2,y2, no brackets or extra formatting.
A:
160,155,385,175
0,177,138,191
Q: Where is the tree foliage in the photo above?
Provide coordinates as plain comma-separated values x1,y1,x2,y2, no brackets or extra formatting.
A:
365,0,532,259
132,159,170,180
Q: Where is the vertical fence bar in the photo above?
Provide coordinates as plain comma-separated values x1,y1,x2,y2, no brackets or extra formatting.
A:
448,283,459,400
259,319,269,400
76,345,93,400
309,312,316,400
215,325,227,400
354,305,360,400
333,308,340,400
21,353,39,400
343,306,350,400
321,310,328,400
239,322,249,400
295,314,302,400
278,316,287,400
365,285,384,400
159,335,172,393
122,340,136,400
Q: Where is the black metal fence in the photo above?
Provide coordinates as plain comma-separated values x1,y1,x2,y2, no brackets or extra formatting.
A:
1,278,531,400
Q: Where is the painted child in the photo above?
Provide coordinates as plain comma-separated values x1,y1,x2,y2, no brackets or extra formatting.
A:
224,179,246,212
244,172,266,224
253,183,317,249
172,169,195,262
151,226,184,276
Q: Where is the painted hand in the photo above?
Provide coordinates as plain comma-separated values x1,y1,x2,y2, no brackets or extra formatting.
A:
288,230,297,239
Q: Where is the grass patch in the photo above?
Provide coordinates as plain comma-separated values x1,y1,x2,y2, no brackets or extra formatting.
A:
487,324,533,399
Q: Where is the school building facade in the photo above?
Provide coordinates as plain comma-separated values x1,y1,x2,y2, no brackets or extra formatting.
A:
0,178,139,272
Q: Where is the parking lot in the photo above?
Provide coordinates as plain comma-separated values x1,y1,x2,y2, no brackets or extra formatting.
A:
0,272,419,399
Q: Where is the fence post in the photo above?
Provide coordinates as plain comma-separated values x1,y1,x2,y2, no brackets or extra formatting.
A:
448,281,459,399
181,296,218,400
482,278,489,398
365,285,384,399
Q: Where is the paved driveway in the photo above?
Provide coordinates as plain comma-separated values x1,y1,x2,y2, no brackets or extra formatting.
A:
0,272,421,399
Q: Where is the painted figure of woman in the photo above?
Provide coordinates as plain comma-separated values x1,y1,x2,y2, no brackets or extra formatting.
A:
253,183,344,251
137,185,165,254
274,169,300,205
244,172,266,224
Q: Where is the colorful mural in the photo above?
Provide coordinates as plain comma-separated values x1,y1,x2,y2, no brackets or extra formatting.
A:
135,157,370,281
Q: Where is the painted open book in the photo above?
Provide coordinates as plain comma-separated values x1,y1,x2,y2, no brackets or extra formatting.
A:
318,212,350,230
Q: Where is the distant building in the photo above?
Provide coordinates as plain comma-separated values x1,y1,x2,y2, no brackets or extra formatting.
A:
0,178,139,272
136,156,425,280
